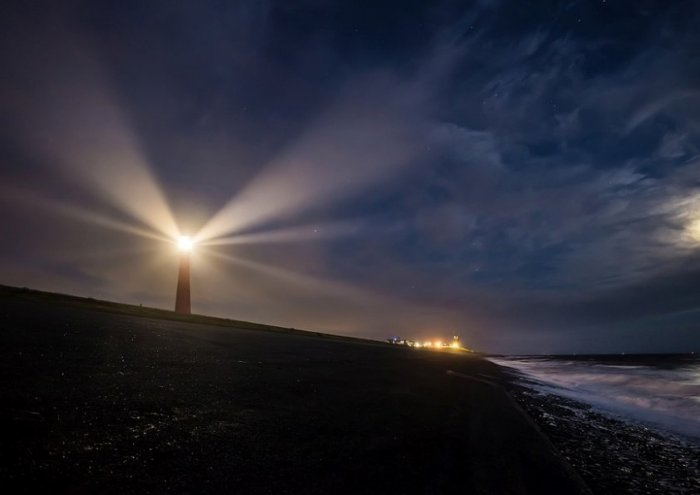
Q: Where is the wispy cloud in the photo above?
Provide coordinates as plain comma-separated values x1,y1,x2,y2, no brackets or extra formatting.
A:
2,1,700,353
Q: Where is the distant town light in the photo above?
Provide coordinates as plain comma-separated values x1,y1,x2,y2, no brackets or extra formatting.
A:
386,335,468,352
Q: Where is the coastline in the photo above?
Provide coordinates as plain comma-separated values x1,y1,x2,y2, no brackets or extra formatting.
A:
498,366,700,494
1,288,590,494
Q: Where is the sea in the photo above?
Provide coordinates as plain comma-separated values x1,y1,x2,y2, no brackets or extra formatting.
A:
489,353,700,442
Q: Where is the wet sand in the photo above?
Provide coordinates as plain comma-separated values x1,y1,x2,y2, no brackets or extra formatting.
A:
502,373,700,494
0,287,589,494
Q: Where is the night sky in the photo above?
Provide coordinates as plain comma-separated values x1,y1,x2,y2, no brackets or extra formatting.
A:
2,1,700,354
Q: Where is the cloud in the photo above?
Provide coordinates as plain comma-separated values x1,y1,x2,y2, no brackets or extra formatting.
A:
2,1,700,353
625,91,700,134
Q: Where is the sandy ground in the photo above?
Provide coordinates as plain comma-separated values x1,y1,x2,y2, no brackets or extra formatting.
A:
0,291,589,494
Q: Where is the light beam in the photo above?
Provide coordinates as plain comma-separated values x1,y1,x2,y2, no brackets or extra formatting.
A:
198,220,360,247
195,76,424,243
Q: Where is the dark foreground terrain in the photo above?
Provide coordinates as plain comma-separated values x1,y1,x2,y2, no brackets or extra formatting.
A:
0,288,589,494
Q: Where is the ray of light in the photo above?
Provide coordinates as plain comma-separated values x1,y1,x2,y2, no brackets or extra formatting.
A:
198,220,361,247
49,92,180,240
199,248,456,337
195,77,424,242
55,200,172,244
7,29,180,241
52,244,164,263
1,184,171,244
201,248,371,302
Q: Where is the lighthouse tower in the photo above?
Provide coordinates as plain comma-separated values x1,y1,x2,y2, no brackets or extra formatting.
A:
175,236,193,314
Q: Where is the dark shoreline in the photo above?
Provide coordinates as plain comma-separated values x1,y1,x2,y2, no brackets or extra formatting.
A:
499,369,700,494
1,289,589,494
14,283,696,493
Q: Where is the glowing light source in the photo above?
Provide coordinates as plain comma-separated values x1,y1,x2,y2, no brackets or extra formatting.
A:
687,218,700,243
177,235,194,252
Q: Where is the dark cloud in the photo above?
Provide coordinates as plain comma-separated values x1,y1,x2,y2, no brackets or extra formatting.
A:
1,0,700,353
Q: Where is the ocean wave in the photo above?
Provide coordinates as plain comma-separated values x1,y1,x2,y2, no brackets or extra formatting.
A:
490,355,700,441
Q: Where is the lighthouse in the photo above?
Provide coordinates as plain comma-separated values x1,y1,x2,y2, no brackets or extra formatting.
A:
175,236,193,314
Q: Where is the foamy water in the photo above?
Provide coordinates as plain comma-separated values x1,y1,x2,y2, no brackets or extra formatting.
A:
490,355,700,441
